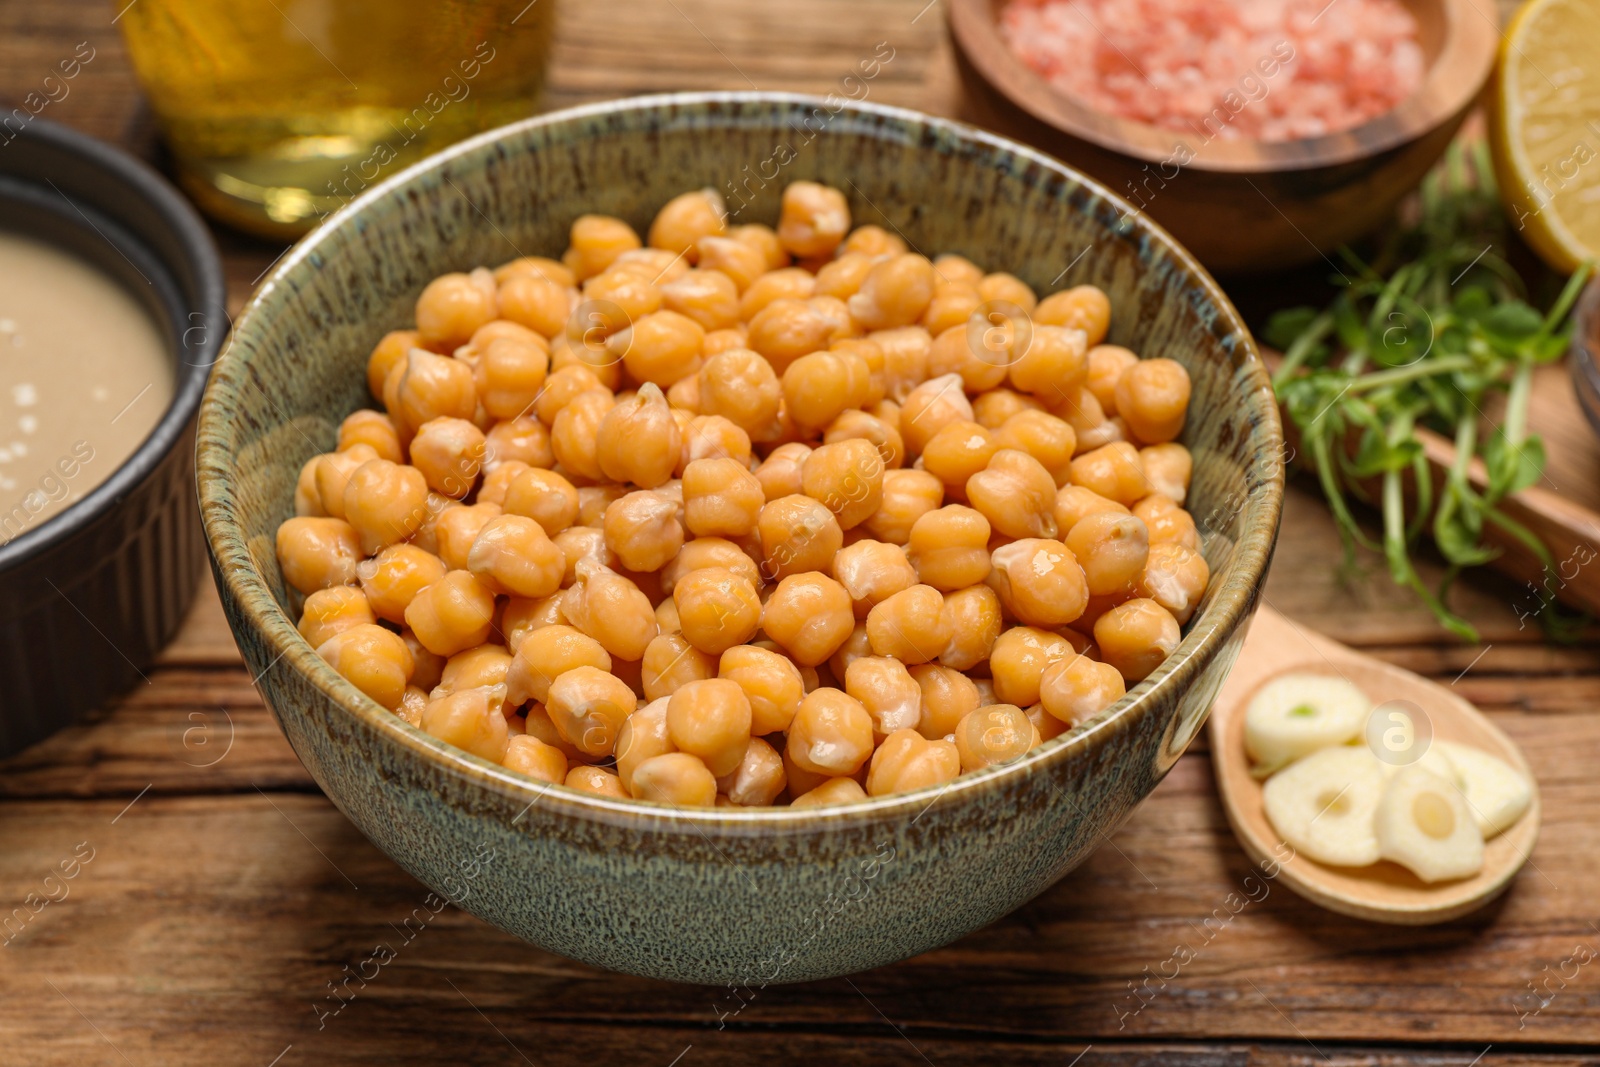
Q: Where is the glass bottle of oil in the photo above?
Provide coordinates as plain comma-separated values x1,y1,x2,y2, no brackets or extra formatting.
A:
119,0,556,238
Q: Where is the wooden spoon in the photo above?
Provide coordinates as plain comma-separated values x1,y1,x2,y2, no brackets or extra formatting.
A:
1208,605,1541,925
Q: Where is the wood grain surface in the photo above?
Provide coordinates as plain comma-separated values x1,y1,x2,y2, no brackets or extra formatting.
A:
4,0,1599,1064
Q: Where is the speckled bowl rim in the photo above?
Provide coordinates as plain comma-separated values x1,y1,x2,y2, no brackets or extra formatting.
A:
199,92,1284,833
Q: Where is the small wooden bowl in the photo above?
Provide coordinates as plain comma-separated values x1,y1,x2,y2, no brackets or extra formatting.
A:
948,0,1498,272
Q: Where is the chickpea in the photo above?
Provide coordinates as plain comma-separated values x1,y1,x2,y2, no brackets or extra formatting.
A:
757,572,852,667
864,326,928,403
1132,493,1201,550
927,318,1012,394
624,752,714,806
615,698,675,793
1094,598,1180,682
367,330,419,399
638,631,717,702
790,776,869,808
907,505,991,590
340,461,430,557
1039,653,1126,725
800,438,885,530
1051,486,1126,542
682,457,765,538
848,253,936,331
563,214,642,281
786,687,874,775
716,736,786,806
657,267,740,333
966,449,1058,540
739,267,815,321
858,583,948,666
1035,285,1111,346
1135,541,1210,624
549,387,616,482
703,650,797,741
409,417,487,498
921,283,983,337
494,255,575,289
397,686,428,727
460,514,564,600
781,349,870,431
439,644,513,695
832,539,919,618
899,374,974,457
613,247,691,286
863,468,944,545
385,347,478,436
566,764,630,798
597,490,682,574
502,467,580,538
1081,345,1136,417
421,684,510,762
688,353,776,443
648,188,726,257
558,558,657,661
415,269,497,351
503,734,568,785
993,409,1077,488
338,410,404,463
954,704,1035,772
545,664,636,757
974,271,1034,311
433,502,502,571
824,410,904,473
989,537,1089,628
972,388,1043,430
477,461,529,508
405,570,496,656
757,494,843,581
1065,511,1150,598
747,297,853,374
357,543,447,623
938,584,1003,670
673,566,763,655
910,663,981,740
276,516,362,594
505,624,611,706
844,656,923,738
664,678,752,777
1002,321,1086,400
404,629,447,691
777,181,850,258
692,236,765,293
810,251,874,302
496,272,573,339
866,728,961,797
471,335,549,421
678,414,753,474
1110,356,1190,445
1069,442,1149,506
295,455,325,517
839,224,907,259
298,586,375,649
502,592,567,650
484,415,555,472
1051,383,1106,441
827,621,873,680
919,420,998,490
1140,442,1193,505
574,484,627,528
988,626,1073,707
659,536,762,594
754,442,812,501
532,367,605,429
613,309,704,389
311,444,379,521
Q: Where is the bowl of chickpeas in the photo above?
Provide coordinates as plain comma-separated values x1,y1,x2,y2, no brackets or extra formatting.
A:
198,93,1283,984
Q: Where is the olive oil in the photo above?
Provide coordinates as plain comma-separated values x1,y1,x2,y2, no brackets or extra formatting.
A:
119,0,555,237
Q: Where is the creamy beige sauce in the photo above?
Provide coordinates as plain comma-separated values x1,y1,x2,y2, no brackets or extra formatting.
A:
0,231,173,544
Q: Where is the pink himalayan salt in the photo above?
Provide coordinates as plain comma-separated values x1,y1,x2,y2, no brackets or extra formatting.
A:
998,0,1424,142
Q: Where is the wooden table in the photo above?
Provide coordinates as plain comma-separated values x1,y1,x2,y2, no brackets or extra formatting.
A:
5,2,1599,1064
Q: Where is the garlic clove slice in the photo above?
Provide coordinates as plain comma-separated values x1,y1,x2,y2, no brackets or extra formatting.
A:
1244,672,1370,773
1262,744,1385,867
1374,765,1485,883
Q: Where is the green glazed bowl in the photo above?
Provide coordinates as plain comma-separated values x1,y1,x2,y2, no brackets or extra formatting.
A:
198,93,1284,985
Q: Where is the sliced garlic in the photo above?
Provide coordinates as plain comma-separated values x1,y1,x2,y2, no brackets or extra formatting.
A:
1374,765,1484,883
1262,745,1385,867
1435,741,1532,838
1244,672,1370,773
1378,743,1457,783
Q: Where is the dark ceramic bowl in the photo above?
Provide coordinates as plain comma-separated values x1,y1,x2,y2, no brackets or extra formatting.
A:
198,93,1284,984
0,118,225,757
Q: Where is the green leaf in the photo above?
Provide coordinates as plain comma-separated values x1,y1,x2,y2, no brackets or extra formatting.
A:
1264,306,1318,351
1482,432,1546,497
1480,300,1544,342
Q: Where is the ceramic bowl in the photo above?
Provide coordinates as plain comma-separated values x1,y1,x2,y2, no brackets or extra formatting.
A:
0,118,225,757
947,0,1499,273
197,93,1284,984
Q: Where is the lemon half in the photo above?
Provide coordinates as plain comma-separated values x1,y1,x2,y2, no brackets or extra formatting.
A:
1489,0,1600,273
